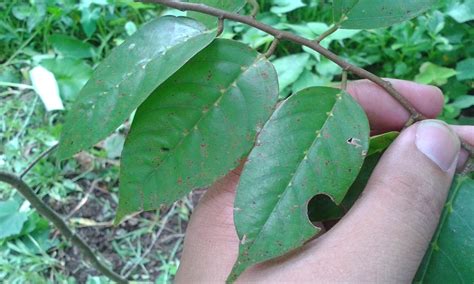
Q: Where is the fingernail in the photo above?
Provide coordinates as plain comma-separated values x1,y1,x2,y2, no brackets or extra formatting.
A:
415,120,460,172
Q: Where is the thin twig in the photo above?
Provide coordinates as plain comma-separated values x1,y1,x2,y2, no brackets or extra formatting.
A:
315,24,340,43
144,0,422,120
20,143,59,179
247,0,260,18
0,172,128,283
341,71,348,91
264,38,280,58
316,14,348,43
216,17,224,36
142,0,474,164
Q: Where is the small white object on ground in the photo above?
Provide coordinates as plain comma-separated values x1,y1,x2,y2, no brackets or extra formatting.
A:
30,66,64,111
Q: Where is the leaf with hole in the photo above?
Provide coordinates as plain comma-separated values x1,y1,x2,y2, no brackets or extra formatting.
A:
115,39,279,222
333,0,437,29
57,16,216,159
309,131,399,222
415,176,474,283
228,87,370,281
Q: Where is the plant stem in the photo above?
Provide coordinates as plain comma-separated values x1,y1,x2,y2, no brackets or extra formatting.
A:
341,71,348,91
0,172,128,284
144,0,423,121
144,0,474,164
264,38,280,58
315,24,340,43
247,0,260,17
20,143,59,179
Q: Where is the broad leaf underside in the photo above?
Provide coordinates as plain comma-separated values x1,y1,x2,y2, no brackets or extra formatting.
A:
415,177,474,283
57,16,216,159
116,39,279,222
229,87,370,281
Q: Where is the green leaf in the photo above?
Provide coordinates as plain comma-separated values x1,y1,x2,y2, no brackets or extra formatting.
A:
451,95,474,109
334,0,436,29
456,58,474,81
187,0,245,28
80,7,100,37
49,34,96,59
57,16,216,159
40,58,93,101
115,39,279,222
309,132,399,222
229,87,370,281
272,53,310,93
367,131,399,156
415,176,474,283
0,200,28,240
270,0,306,14
415,62,457,86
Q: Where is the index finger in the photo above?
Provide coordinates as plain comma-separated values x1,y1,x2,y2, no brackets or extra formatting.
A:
347,79,444,134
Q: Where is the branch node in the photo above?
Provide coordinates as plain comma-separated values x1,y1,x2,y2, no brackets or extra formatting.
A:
264,38,280,58
341,71,348,91
216,17,225,36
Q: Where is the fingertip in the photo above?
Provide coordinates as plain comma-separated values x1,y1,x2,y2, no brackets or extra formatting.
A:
396,80,444,119
346,79,445,133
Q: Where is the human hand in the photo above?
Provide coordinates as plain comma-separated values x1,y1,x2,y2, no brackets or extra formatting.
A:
175,79,473,283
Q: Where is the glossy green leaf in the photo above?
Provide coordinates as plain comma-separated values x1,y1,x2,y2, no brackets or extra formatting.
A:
309,132,399,222
415,176,474,283
57,16,216,159
188,0,246,28
115,39,279,222
333,0,436,29
229,87,370,281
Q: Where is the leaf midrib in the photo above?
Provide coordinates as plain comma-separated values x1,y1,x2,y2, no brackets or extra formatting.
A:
141,56,264,183
242,93,343,258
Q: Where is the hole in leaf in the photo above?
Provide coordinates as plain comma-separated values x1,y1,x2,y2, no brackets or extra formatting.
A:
307,194,343,224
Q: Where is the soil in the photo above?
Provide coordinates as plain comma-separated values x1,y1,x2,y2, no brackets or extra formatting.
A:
47,179,204,283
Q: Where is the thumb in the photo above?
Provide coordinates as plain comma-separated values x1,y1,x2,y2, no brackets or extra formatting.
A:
303,120,462,282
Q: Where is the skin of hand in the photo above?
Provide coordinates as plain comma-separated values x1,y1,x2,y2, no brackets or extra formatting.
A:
175,79,473,283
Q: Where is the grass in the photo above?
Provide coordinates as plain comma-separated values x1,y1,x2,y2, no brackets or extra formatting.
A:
0,0,472,283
